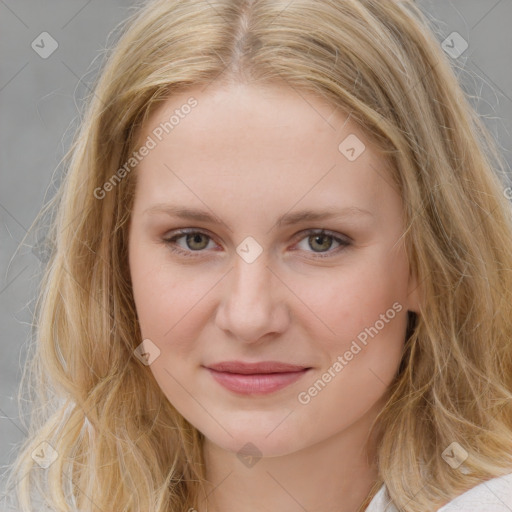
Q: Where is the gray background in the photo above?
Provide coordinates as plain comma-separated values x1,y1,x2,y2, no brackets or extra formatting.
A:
1,0,511,504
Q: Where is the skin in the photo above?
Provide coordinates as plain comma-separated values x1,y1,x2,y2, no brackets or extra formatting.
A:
128,81,421,512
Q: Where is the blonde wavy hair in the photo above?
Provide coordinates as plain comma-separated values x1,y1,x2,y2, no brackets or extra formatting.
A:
4,0,512,511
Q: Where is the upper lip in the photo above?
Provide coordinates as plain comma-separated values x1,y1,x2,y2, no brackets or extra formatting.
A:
205,361,310,374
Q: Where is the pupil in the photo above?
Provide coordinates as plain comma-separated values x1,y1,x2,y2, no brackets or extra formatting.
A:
313,234,331,251
188,233,206,249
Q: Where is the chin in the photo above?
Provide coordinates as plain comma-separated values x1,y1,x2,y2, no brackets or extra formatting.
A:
203,420,310,459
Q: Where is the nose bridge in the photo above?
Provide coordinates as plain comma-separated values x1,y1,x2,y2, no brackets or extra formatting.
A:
230,248,273,312
216,245,288,342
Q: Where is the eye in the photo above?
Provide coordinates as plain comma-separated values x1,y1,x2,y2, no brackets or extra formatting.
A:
162,229,216,257
292,229,351,258
162,228,351,259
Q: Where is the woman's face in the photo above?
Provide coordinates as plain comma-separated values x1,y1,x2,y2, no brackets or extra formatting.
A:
128,82,420,457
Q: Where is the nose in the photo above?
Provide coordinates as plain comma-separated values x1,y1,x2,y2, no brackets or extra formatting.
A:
214,250,290,344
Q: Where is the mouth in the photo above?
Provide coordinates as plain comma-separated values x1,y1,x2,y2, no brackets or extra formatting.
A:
203,361,312,395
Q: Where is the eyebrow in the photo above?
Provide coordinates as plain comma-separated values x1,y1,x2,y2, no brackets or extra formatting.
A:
144,204,374,229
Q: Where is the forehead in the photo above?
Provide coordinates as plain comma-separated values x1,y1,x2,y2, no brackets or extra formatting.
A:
132,82,398,217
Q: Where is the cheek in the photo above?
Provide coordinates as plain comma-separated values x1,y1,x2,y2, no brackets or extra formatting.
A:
129,242,178,336
129,243,216,358
295,262,408,422
290,249,410,351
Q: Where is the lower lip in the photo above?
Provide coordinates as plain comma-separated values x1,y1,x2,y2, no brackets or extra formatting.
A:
206,368,310,395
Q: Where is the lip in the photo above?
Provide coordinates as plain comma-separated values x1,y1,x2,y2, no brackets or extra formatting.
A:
206,361,309,374
204,361,312,395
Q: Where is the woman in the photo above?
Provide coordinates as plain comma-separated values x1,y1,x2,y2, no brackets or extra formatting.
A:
5,1,512,511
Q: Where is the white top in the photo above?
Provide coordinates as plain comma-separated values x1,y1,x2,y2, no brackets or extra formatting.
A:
366,472,512,511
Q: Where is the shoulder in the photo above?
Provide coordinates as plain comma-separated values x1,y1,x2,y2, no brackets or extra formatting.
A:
366,473,512,512
438,472,512,511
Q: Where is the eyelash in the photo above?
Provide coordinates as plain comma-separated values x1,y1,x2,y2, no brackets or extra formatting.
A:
161,228,351,259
